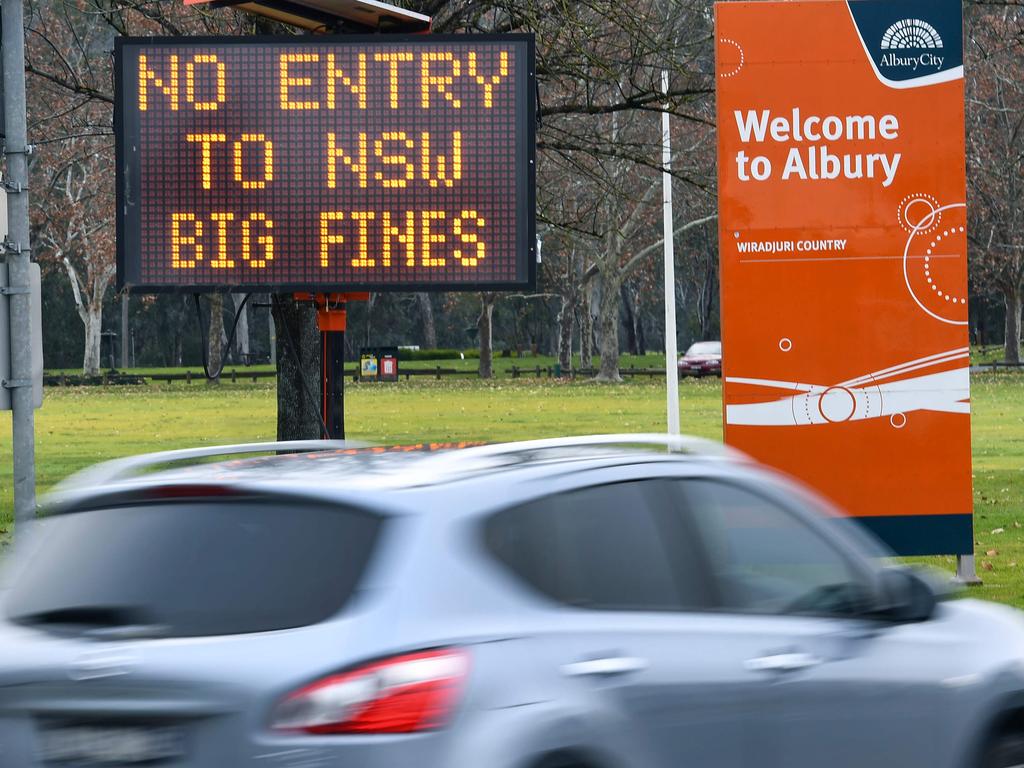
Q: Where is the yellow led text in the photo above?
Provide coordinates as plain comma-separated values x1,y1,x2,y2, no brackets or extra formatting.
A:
187,133,275,190
170,211,276,269
327,131,461,189
374,132,416,188
453,211,486,266
171,212,202,268
234,134,274,189
241,212,274,267
139,54,227,111
209,212,236,268
320,211,345,268
382,211,416,267
272,49,510,110
467,50,509,109
420,210,446,267
327,53,367,110
421,52,461,109
139,54,179,111
373,52,414,110
317,210,487,270
185,55,227,111
280,53,321,110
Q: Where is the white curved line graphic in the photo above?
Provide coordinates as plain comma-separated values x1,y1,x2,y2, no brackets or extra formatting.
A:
902,202,967,326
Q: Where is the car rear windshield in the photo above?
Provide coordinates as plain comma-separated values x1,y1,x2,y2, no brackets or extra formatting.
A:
686,342,721,355
4,501,382,638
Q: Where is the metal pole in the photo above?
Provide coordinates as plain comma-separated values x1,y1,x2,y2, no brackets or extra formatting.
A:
661,70,680,436
955,554,982,586
121,293,129,369
323,328,345,439
2,0,37,531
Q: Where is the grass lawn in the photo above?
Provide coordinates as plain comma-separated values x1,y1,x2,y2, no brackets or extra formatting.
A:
1,372,1022,605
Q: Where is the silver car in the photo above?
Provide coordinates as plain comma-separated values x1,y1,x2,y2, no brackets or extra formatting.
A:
1,434,1023,768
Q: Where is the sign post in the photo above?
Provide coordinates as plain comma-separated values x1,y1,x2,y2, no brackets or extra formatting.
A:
661,70,680,437
715,0,973,560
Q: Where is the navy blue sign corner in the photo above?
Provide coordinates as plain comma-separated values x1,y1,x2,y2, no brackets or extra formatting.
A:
848,0,963,85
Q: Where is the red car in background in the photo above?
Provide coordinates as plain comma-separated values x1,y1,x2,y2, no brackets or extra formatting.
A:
678,340,722,377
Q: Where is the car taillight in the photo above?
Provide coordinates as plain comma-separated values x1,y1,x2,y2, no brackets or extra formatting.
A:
270,648,469,735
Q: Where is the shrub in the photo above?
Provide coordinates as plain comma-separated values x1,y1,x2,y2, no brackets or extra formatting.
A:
396,348,480,361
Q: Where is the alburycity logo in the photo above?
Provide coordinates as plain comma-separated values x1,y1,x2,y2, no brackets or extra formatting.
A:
879,19,944,71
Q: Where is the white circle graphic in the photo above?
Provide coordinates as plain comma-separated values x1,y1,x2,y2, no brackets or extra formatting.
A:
898,193,941,235
818,387,856,423
902,202,968,326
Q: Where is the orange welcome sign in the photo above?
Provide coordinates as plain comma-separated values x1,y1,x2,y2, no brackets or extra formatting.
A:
715,0,971,554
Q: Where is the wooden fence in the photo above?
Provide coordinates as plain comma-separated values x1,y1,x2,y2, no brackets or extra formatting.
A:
43,361,1020,387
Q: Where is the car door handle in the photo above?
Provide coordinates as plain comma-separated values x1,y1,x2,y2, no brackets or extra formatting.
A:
561,656,649,678
744,652,822,674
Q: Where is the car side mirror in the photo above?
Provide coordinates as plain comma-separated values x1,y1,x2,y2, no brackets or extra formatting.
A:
874,567,940,623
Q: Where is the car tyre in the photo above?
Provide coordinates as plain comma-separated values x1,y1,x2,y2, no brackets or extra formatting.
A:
983,732,1024,768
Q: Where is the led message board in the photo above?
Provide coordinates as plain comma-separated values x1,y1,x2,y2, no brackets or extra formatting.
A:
716,0,971,555
115,35,535,291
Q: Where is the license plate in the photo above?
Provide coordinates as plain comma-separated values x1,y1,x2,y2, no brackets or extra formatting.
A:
37,724,186,765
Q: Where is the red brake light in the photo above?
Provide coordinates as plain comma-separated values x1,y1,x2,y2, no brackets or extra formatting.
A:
141,484,242,499
271,648,469,735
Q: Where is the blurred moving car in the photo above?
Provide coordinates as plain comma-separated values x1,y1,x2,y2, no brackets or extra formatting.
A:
2,435,1024,768
678,340,722,377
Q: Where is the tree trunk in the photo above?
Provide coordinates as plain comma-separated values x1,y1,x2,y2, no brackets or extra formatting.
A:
82,305,102,376
1005,286,1023,365
557,294,574,373
208,293,225,379
62,257,104,375
621,283,638,355
417,293,437,349
273,295,323,440
364,293,376,350
595,274,623,382
268,298,277,365
579,288,594,369
698,266,717,340
478,292,496,379
231,293,251,363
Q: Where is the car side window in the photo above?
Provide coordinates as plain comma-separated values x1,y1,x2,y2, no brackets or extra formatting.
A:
484,481,712,612
676,479,870,617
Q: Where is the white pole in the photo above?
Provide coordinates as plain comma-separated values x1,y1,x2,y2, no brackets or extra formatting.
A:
4,0,39,533
661,70,680,436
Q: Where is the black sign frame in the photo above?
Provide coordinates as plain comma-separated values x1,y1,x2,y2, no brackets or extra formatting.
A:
115,34,536,293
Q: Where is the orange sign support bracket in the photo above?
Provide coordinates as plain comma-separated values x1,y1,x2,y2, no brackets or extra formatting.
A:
293,291,369,333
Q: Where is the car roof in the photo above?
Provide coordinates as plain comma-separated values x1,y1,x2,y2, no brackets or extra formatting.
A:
47,434,750,513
